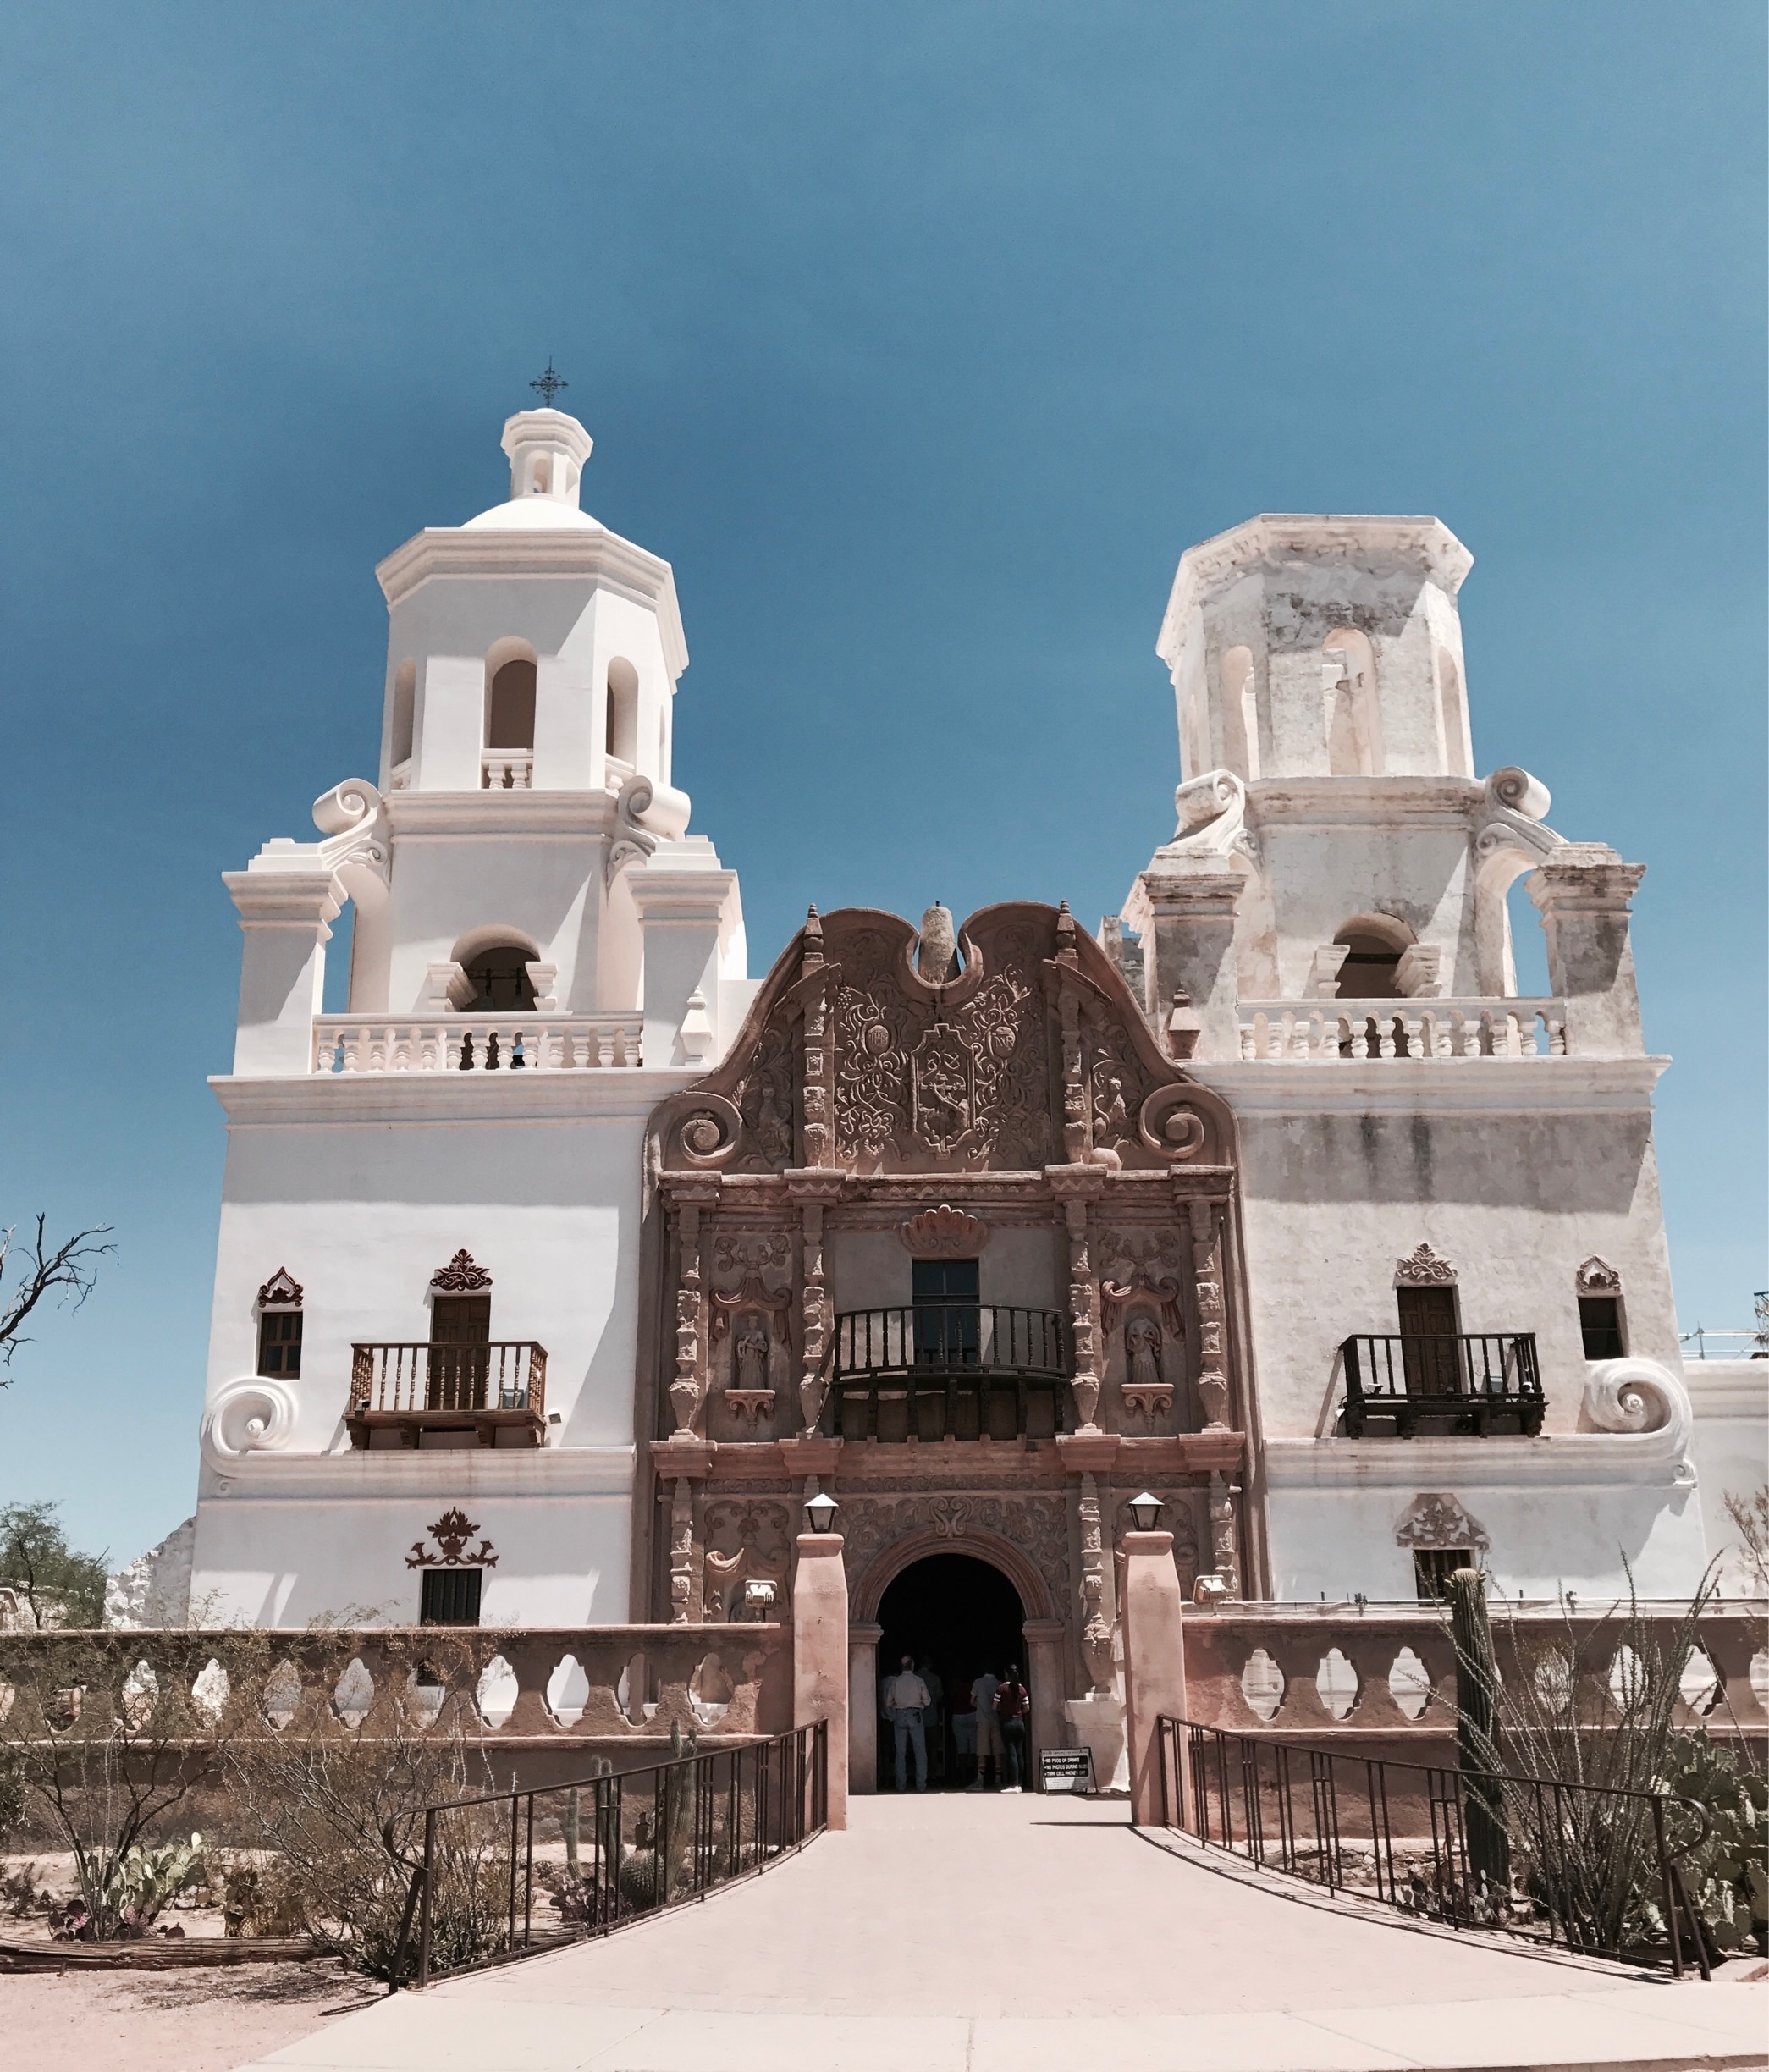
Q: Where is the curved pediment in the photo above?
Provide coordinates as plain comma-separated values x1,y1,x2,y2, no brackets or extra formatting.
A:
654,900,1232,1177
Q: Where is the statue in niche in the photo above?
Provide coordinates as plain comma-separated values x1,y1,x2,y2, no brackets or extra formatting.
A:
734,1314,770,1393
1126,1314,1162,1392
1119,1308,1173,1420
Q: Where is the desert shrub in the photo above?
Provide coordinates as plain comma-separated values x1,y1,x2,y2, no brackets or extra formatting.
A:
227,1644,509,1980
0,1630,266,1938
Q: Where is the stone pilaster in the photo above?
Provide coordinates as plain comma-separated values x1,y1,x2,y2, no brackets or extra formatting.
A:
1050,1168,1105,1431
1527,845,1648,1056
669,1201,705,1436
1188,1197,1232,1431
1136,858,1243,1061
1208,1469,1242,1598
787,1170,845,1436
798,907,834,1169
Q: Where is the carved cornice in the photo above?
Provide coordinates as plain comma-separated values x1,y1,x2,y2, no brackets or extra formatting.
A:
256,1267,303,1309
405,1507,499,1569
1393,1491,1490,1554
1395,1243,1456,1286
431,1249,493,1292
898,1204,989,1256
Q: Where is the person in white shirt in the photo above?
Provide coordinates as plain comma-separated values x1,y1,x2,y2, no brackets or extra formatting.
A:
883,1654,931,1792
968,1667,1001,1791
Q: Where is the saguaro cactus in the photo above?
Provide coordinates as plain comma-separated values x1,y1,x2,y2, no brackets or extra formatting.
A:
1449,1567,1509,1895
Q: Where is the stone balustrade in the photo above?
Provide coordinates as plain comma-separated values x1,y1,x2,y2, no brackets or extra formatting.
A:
1182,1603,1769,1748
0,1623,793,1761
1237,999,1568,1061
481,750,534,790
313,1013,645,1072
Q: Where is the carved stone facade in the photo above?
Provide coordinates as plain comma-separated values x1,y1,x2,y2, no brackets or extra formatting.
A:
641,900,1250,1715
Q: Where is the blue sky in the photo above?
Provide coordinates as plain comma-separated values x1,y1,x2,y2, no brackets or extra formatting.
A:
2,3,1762,1565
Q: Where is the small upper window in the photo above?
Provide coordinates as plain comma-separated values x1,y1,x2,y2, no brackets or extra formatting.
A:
256,1267,304,1379
1579,1295,1625,1359
1414,1549,1473,1601
421,1569,482,1625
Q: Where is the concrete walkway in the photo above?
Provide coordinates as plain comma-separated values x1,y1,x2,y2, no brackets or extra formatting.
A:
239,1794,1769,2071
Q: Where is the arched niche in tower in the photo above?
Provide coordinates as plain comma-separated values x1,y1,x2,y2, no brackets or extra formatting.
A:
605,656,639,772
1221,645,1259,780
485,640,538,754
449,923,543,1014
1322,627,1382,778
1332,912,1414,1000
1434,645,1472,778
389,659,417,781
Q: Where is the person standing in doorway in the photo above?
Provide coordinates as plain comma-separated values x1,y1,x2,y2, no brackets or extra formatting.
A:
995,1663,1029,1793
883,1654,931,1792
968,1665,1001,1791
916,1656,945,1785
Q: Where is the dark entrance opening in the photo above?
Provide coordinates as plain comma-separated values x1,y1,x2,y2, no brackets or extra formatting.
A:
875,1551,1025,1790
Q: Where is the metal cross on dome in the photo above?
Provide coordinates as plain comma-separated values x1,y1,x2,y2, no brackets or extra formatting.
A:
528,359,568,408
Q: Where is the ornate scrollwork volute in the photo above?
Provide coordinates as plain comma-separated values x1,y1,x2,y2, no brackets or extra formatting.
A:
1138,1084,1206,1160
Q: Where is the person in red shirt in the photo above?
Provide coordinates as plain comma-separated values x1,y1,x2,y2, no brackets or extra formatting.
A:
995,1663,1029,1793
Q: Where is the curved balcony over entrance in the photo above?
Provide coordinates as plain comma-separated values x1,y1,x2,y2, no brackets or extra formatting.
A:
829,1305,1069,1442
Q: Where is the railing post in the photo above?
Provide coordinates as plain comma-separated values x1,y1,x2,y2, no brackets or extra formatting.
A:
1121,1525,1190,1827
417,1807,435,1990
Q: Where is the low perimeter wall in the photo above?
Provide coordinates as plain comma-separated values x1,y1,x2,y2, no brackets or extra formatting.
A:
0,1623,794,1791
1180,1602,1769,1766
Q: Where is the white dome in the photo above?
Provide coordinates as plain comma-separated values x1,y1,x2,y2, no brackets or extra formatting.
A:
462,498,604,533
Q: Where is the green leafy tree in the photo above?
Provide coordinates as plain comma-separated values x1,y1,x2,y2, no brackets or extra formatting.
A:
1,1501,109,1628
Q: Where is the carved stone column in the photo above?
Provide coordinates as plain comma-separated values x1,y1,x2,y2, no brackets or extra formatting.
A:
799,906,834,1167
1208,1469,1242,1598
670,1201,706,1436
787,1171,845,1436
1050,1170,1105,1432
666,1472,697,1623
1076,1472,1116,1695
1188,1196,1232,1431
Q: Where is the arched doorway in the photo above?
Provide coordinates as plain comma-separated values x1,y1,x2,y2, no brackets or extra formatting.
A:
874,1552,1025,1790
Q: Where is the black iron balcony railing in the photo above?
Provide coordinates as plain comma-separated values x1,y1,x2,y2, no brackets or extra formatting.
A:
829,1304,1068,1441
1340,1333,1544,1437
347,1341,548,1448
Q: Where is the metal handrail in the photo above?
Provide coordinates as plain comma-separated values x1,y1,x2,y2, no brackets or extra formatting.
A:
385,1719,829,1989
1340,1333,1544,1437
832,1304,1067,1379
1155,1716,1714,1979
349,1341,548,1417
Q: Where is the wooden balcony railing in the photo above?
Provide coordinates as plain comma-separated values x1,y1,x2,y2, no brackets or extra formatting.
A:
1340,1333,1545,1437
347,1341,547,1448
829,1304,1068,1441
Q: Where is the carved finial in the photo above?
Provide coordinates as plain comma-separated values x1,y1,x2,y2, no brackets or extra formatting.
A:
802,904,824,972
918,904,959,982
1055,899,1078,967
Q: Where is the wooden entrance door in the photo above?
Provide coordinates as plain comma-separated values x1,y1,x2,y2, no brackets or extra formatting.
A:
1397,1284,1461,1398
429,1294,491,1410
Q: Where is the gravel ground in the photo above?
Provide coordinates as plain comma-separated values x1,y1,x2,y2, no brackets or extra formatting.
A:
2,1958,379,2069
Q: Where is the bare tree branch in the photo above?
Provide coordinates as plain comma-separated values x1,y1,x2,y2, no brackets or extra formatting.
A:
0,1214,116,1377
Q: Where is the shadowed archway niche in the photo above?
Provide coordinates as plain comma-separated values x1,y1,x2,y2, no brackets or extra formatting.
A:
851,1525,1055,1625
